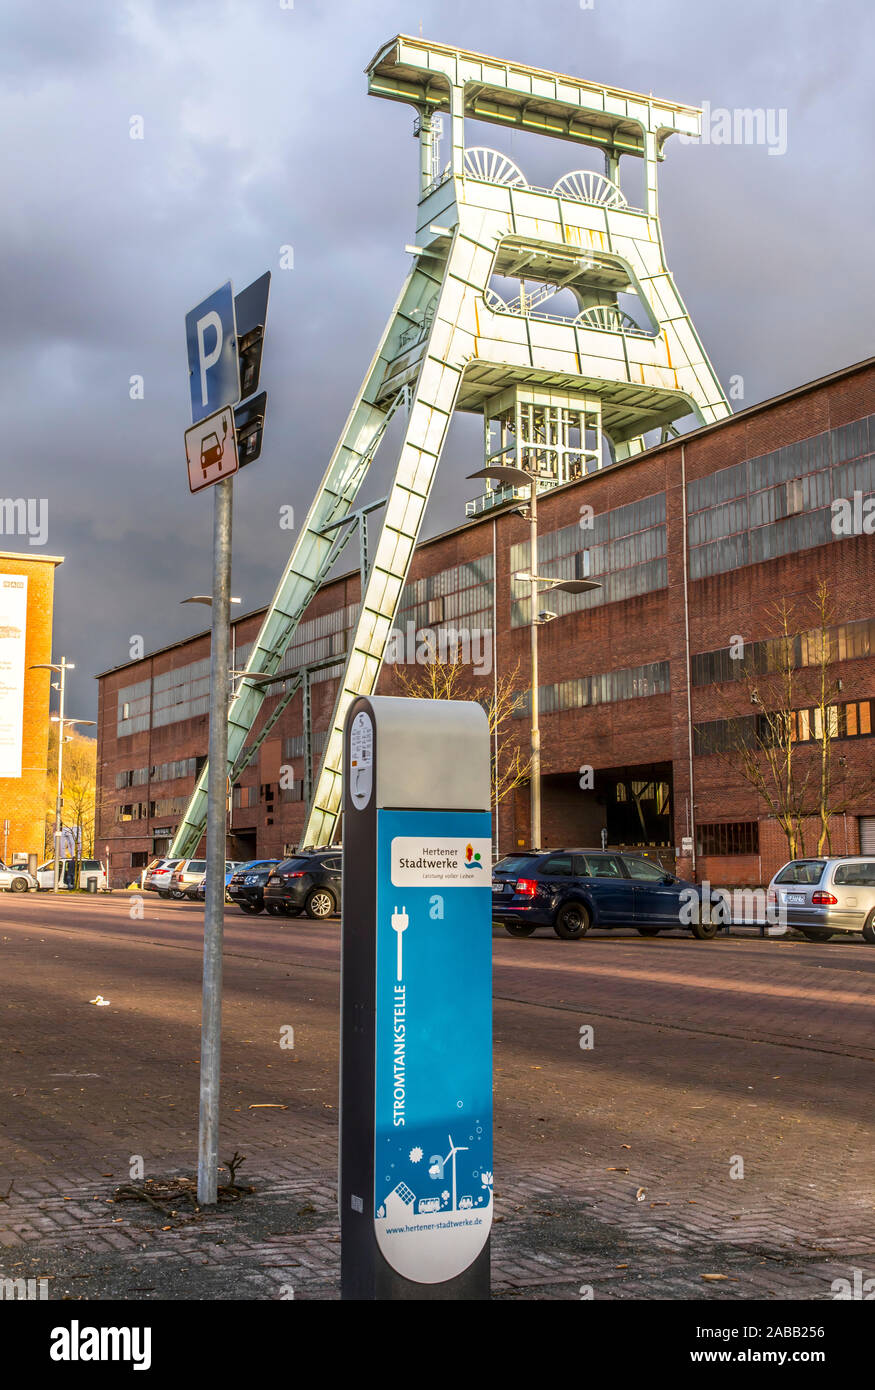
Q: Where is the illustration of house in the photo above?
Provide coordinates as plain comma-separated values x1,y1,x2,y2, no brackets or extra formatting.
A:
382,1182,416,1221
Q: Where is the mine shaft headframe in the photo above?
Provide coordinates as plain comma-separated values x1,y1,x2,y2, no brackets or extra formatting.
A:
365,33,702,165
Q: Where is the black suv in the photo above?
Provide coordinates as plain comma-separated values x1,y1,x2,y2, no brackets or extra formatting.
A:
228,859,281,914
263,850,342,920
492,849,709,940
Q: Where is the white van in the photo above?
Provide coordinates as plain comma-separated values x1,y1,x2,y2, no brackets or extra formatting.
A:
36,858,107,891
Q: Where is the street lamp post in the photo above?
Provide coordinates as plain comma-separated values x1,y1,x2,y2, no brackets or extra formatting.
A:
468,465,601,851
30,659,94,891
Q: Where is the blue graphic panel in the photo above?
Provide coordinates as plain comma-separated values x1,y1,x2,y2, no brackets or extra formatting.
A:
373,808,493,1283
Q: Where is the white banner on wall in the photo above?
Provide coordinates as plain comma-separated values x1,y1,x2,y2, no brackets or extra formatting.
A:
0,576,28,779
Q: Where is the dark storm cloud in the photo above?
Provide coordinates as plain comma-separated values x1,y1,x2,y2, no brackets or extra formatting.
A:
1,0,873,719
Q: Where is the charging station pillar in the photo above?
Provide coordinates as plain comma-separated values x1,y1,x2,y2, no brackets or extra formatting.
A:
339,695,493,1299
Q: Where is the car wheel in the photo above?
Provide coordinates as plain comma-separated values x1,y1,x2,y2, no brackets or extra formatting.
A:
170,889,185,900
10,877,29,893
238,901,262,915
690,919,718,940
503,921,536,938
799,929,834,942
636,927,660,936
305,888,336,920
554,902,591,940
860,912,875,944
265,903,284,916
158,890,171,899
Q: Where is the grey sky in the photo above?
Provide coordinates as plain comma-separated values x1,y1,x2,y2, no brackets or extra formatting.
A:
1,0,872,719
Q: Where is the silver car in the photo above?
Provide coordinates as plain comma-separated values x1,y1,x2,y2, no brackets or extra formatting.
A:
144,858,183,897
0,862,37,892
768,857,875,943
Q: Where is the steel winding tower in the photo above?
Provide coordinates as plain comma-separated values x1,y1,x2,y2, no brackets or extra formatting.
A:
170,35,730,859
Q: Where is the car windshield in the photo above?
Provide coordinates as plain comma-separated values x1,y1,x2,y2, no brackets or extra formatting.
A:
494,856,538,876
278,858,312,871
775,860,826,885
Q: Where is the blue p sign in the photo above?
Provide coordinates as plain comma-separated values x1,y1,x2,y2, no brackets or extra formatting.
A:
185,281,241,424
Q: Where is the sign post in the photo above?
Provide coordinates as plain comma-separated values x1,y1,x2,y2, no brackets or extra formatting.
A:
197,472,232,1205
339,696,493,1299
185,280,240,1206
184,273,270,1204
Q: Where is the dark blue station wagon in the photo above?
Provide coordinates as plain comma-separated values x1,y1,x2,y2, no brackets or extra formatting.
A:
491,849,710,941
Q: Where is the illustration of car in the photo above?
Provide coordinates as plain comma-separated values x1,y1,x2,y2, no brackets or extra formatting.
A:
417,1198,441,1214
458,1196,473,1209
200,430,224,475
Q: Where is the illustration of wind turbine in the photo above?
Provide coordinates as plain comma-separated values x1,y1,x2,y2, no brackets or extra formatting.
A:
443,1134,469,1211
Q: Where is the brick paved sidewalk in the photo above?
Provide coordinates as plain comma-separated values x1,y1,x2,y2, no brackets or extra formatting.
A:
1,899,873,1300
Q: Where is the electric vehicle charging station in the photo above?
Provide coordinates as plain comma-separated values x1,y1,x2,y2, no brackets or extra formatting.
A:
339,695,493,1299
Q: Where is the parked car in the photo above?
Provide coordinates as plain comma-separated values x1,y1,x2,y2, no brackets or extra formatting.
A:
35,858,107,891
168,858,208,900
143,858,183,896
263,850,342,920
491,848,710,940
0,862,37,892
193,862,240,903
768,857,875,942
228,860,281,914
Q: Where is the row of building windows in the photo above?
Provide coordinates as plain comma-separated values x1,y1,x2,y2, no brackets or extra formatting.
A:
117,610,359,738
687,413,875,579
402,556,493,605
693,699,873,755
116,798,189,822
283,730,329,761
514,660,670,718
115,757,203,790
397,556,494,636
510,494,667,627
691,616,875,687
697,822,760,856
236,603,359,680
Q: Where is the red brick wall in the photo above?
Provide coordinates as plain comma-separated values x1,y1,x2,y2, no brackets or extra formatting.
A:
97,360,875,888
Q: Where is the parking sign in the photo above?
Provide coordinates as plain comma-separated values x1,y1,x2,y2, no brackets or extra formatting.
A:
185,281,241,424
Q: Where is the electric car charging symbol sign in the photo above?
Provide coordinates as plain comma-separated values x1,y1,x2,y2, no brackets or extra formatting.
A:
184,406,239,494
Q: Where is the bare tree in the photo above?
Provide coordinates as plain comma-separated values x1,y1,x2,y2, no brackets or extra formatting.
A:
44,728,97,883
709,580,859,861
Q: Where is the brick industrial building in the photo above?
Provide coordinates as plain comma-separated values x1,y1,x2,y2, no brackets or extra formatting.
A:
0,550,64,862
96,357,875,888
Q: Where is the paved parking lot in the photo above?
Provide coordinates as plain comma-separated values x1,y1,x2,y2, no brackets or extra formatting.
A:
0,891,873,1299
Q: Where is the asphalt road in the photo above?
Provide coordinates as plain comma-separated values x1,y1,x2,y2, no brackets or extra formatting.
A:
1,891,873,1299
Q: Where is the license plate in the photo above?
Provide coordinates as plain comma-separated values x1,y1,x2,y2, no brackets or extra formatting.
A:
785,893,806,905
492,883,508,895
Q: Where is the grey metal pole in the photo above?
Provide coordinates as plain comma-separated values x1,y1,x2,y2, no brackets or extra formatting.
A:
53,659,66,893
529,479,541,852
198,476,233,1205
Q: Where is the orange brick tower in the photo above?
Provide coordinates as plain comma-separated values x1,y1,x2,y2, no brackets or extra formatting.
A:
0,551,64,861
